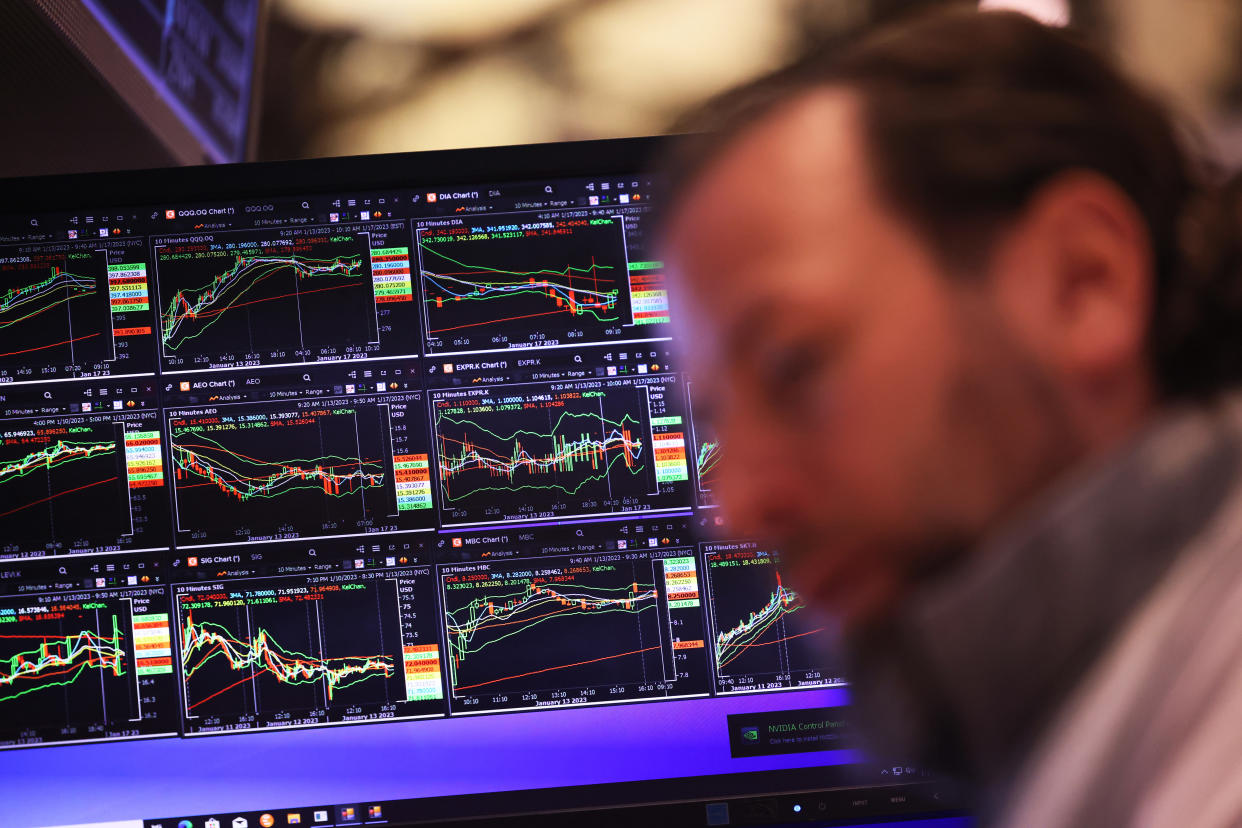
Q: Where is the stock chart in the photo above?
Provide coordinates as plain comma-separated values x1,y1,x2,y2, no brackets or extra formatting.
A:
432,377,692,527
686,382,723,509
0,586,178,748
168,395,434,546
0,168,858,778
154,227,419,371
416,215,668,354
702,544,839,694
441,551,709,713
0,413,168,557
176,569,444,734
0,242,155,383
693,431,722,508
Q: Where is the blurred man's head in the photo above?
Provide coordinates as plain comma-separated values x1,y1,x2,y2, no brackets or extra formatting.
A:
661,9,1239,629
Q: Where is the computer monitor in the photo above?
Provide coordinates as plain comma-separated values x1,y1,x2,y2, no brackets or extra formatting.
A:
29,0,266,163
0,138,970,828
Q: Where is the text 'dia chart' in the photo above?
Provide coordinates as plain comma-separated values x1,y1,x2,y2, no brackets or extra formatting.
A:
416,213,668,354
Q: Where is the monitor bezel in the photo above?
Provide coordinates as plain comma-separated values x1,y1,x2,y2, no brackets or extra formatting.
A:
0,135,964,827
29,0,269,165
1,136,669,213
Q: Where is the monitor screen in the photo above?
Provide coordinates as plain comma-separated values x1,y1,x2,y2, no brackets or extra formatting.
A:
33,0,263,163
0,139,968,828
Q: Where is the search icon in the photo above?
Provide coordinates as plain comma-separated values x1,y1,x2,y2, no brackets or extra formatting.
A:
43,391,52,399
573,355,582,364
58,566,67,575
308,548,317,557
544,185,553,194
302,373,311,382
301,201,310,209
29,218,38,227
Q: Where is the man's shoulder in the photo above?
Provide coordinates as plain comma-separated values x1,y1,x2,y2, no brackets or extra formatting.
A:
1000,462,1242,827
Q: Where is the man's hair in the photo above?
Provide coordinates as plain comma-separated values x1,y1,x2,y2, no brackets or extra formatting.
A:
661,8,1242,399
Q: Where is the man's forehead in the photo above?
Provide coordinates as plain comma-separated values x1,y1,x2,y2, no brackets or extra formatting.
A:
668,88,873,255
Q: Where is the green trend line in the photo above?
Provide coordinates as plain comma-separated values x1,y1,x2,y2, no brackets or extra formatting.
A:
161,253,363,350
0,439,116,487
715,575,804,671
419,240,621,324
696,439,721,489
0,615,125,703
171,428,384,502
0,268,96,332
436,409,645,501
445,578,656,690
181,609,393,706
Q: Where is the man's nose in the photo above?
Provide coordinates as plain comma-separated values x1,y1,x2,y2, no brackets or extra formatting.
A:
717,436,808,539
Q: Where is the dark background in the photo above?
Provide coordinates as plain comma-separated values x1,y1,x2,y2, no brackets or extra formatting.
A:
1,0,1239,178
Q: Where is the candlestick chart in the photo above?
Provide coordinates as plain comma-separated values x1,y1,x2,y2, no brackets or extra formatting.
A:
441,552,709,713
687,383,722,508
176,570,443,733
0,587,177,748
417,215,649,353
168,400,418,545
154,229,387,370
0,248,116,381
433,378,691,527
0,420,135,555
696,437,722,494
702,545,837,693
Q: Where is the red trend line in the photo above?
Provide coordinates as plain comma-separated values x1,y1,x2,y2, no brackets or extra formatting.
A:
178,281,363,322
448,604,578,634
173,442,380,470
0,633,122,639
454,645,660,692
188,671,258,710
0,331,102,359
0,476,118,519
429,309,567,335
432,268,617,285
732,627,826,650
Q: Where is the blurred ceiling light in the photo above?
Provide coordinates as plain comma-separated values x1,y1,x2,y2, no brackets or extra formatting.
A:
318,39,427,109
1110,0,1242,168
276,0,567,43
561,0,791,113
311,55,562,156
979,0,1069,27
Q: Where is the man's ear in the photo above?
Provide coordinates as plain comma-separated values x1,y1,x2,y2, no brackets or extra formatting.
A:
986,171,1154,397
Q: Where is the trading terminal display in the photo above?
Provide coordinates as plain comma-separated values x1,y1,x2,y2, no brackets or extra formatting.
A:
0,385,167,559
441,548,709,713
0,238,156,383
416,212,669,355
0,553,178,748
175,566,443,734
701,542,843,694
690,418,722,509
154,224,419,371
431,374,691,527
0,175,841,753
166,392,434,546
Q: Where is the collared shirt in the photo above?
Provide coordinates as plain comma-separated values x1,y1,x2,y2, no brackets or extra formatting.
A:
846,399,1242,825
